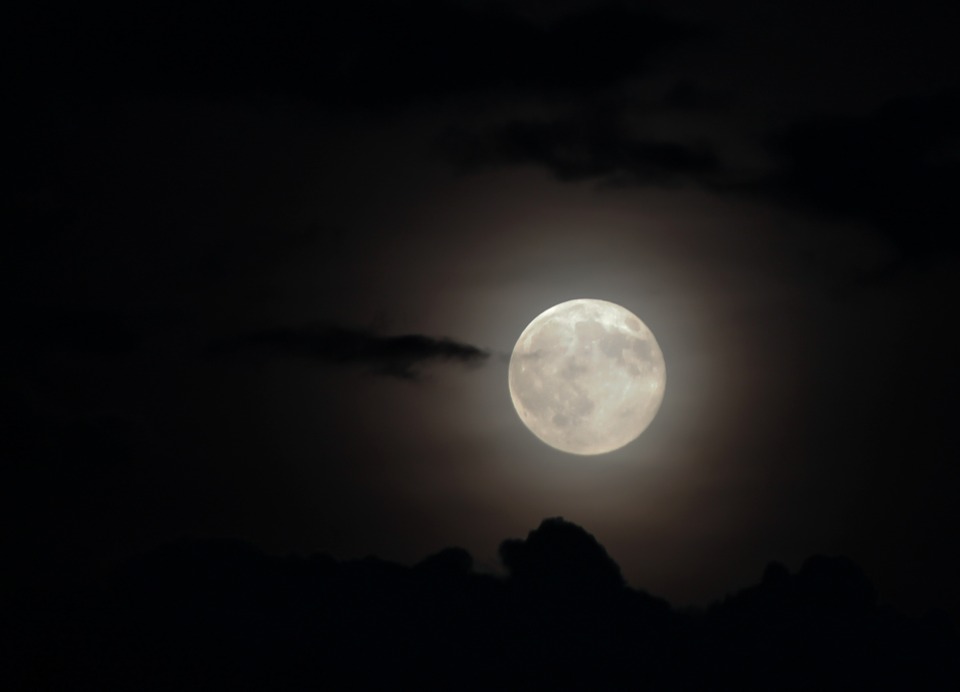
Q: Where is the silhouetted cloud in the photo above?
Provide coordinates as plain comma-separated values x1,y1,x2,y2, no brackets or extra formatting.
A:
212,324,489,379
500,517,625,594
729,555,877,616
760,88,960,260
444,112,720,184
11,518,958,690
414,546,474,576
12,2,700,109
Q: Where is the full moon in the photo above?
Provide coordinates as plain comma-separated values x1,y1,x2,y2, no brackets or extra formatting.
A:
508,299,666,455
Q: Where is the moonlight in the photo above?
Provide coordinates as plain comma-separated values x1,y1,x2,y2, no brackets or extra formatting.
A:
508,299,666,455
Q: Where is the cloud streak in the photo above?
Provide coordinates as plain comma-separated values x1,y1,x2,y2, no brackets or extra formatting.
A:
211,325,490,379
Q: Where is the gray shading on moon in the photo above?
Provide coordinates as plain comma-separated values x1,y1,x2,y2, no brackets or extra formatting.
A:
508,299,666,455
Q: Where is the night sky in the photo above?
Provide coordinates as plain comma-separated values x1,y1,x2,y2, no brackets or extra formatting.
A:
9,0,960,622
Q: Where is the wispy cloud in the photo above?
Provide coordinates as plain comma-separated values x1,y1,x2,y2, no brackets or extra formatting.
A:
443,112,719,186
210,324,490,380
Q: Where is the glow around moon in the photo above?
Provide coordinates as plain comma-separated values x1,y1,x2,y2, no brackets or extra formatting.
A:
508,299,666,455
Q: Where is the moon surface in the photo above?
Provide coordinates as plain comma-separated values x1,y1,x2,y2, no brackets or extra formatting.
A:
508,299,666,455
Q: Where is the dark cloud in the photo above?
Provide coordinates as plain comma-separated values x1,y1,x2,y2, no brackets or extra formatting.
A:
12,1,699,109
414,546,474,576
12,518,958,690
760,88,960,260
499,517,626,594
443,111,720,184
212,324,489,379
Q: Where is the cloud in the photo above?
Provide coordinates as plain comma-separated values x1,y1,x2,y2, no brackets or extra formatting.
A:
759,88,960,260
12,2,700,108
499,517,626,593
211,324,490,379
15,518,958,690
443,111,720,184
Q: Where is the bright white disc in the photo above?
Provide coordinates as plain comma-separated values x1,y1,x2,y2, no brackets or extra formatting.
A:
508,299,666,455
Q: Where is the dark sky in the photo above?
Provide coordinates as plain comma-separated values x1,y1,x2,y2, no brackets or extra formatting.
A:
8,0,960,615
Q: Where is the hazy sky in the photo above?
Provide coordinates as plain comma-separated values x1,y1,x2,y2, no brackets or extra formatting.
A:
8,0,960,614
